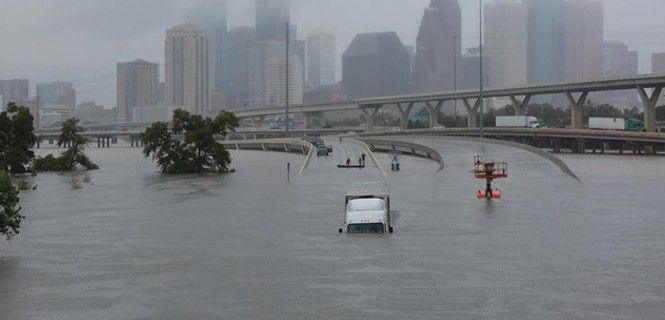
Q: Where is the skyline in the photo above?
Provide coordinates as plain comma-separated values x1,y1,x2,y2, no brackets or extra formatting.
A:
1,0,664,107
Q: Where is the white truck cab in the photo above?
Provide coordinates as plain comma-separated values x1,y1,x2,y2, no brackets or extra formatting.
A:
339,182,393,234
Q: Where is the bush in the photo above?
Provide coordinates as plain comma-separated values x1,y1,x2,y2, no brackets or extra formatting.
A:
0,170,23,240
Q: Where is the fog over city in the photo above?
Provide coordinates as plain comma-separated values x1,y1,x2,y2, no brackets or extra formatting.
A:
0,0,664,107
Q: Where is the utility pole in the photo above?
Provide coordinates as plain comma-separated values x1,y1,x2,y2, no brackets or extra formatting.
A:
285,21,290,135
479,0,485,138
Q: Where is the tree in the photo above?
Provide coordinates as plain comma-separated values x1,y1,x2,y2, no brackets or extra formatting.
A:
0,103,36,174
33,118,98,171
0,170,23,240
142,109,239,174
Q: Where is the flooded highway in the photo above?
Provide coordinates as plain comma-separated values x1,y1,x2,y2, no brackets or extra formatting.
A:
1,137,664,319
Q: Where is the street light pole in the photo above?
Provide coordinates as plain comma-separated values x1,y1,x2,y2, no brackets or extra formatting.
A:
285,21,290,135
453,35,458,125
479,0,484,138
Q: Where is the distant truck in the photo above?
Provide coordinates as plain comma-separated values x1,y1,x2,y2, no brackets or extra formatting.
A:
339,182,393,234
588,117,646,132
495,116,541,128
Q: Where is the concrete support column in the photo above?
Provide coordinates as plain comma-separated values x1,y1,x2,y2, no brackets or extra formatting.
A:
637,86,663,133
97,137,101,148
425,100,444,128
360,105,382,132
396,102,415,130
463,98,481,127
565,91,589,130
510,95,531,116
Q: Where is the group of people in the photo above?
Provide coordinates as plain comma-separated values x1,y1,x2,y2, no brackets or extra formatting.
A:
345,153,367,167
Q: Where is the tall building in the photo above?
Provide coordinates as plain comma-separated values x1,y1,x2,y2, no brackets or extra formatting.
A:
564,0,604,82
484,0,527,89
36,82,76,112
306,30,336,88
0,79,29,106
255,0,290,41
248,41,303,106
413,0,462,93
342,32,410,98
117,59,159,122
185,1,227,113
225,26,257,108
526,0,565,86
652,53,665,74
596,41,638,107
459,48,492,90
165,24,210,116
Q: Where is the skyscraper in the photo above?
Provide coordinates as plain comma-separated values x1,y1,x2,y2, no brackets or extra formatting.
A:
0,79,29,106
117,59,159,122
525,0,565,86
225,26,257,108
36,82,76,110
248,41,303,106
185,1,227,113
412,0,461,93
165,24,209,116
306,30,336,88
255,0,290,41
564,0,604,82
652,53,665,74
596,41,638,107
342,32,410,98
484,0,527,89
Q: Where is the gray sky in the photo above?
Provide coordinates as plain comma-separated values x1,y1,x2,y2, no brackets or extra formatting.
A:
1,0,664,107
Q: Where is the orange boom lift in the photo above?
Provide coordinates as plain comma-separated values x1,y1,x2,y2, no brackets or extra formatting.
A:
473,155,508,200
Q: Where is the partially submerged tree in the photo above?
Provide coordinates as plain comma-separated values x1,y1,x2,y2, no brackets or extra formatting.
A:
143,109,239,174
0,103,36,174
33,118,99,172
0,170,23,240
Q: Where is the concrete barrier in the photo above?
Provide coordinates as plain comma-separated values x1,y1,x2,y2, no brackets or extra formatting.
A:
220,138,313,156
358,137,445,173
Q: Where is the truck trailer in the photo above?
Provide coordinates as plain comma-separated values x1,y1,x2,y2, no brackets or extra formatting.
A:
495,116,541,128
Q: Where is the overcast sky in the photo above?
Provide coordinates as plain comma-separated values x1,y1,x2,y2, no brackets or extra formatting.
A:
1,0,664,107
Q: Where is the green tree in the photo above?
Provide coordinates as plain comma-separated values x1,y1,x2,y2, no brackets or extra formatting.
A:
0,103,36,173
142,109,239,174
33,118,98,171
0,170,23,240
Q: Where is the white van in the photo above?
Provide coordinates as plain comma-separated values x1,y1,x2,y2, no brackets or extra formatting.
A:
339,182,393,234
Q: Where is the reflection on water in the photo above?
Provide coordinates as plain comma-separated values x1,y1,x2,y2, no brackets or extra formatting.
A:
0,144,663,319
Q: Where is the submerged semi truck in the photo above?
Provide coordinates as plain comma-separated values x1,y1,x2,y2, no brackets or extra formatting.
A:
339,182,393,234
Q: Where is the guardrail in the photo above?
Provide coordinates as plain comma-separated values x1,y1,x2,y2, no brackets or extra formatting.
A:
219,138,313,155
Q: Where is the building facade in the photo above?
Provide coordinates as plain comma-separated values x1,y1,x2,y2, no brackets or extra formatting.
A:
165,24,210,116
248,41,303,106
652,53,665,74
117,59,159,122
36,81,76,111
412,0,462,93
484,0,527,89
225,26,257,109
342,32,410,98
185,1,227,113
306,30,336,88
595,41,639,108
255,0,290,41
564,0,604,82
0,79,29,107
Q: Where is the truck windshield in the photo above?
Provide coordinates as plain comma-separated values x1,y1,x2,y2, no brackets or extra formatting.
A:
347,223,385,234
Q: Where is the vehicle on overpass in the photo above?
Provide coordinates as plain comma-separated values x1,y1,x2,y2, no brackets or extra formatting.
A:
316,145,330,156
496,116,541,128
588,117,646,132
339,182,393,234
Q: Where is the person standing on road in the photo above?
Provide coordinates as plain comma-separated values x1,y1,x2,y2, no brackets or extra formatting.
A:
346,158,351,167
361,153,366,164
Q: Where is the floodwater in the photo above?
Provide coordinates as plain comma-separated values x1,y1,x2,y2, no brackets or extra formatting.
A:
1,137,664,319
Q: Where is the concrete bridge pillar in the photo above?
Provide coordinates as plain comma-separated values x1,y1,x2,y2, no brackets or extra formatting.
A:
97,137,101,148
510,95,531,116
425,100,444,128
396,102,415,130
360,105,382,132
637,86,663,133
565,91,588,130
463,98,481,127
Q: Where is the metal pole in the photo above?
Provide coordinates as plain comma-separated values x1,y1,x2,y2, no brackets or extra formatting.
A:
453,35,458,125
285,21,290,135
479,0,484,138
